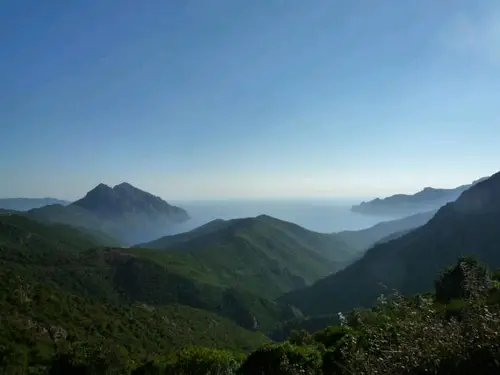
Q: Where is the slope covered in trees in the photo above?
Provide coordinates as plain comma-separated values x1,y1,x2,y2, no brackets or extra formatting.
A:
4,173,500,374
4,249,500,374
135,215,356,299
0,213,270,367
281,171,500,316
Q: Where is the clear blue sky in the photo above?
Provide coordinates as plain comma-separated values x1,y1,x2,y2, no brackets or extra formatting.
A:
1,0,499,200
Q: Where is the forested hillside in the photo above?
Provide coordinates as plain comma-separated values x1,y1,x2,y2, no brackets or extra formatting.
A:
281,171,500,316
136,215,356,299
2,172,500,374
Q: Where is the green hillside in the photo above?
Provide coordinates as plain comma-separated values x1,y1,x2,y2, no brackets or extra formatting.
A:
0,213,298,332
136,215,356,299
0,213,270,365
0,212,109,259
75,246,297,331
134,218,231,249
280,171,500,316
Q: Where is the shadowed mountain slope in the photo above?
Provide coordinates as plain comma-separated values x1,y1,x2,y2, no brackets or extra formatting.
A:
335,209,437,251
281,171,500,316
25,183,189,244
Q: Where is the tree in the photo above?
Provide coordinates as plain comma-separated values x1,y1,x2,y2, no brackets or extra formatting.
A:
238,342,321,375
435,256,491,303
165,346,239,375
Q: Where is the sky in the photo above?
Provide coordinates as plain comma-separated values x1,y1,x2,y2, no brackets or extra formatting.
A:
1,0,499,200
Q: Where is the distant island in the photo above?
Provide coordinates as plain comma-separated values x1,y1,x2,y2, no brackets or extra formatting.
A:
351,176,488,216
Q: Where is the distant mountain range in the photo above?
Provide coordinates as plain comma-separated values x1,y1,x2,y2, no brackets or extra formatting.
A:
0,197,70,211
351,176,489,216
24,182,190,245
281,171,500,317
335,209,437,251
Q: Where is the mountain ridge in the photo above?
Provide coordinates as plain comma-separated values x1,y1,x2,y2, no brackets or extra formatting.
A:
281,170,500,317
135,215,357,300
24,182,190,245
351,176,489,216
335,209,437,251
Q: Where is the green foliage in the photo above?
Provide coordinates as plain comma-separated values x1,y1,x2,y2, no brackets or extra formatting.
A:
281,176,500,317
165,347,240,375
435,256,492,303
238,342,322,375
269,314,340,342
136,215,356,300
0,213,293,333
0,214,270,374
5,176,500,375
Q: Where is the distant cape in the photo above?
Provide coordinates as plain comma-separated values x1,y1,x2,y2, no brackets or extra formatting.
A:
351,177,488,216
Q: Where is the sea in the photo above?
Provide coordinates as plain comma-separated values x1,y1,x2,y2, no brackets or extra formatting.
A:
167,198,403,236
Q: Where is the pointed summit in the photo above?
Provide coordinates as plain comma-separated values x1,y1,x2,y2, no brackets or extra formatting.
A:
61,182,190,244
72,182,187,219
92,183,112,191
113,182,135,190
81,183,114,200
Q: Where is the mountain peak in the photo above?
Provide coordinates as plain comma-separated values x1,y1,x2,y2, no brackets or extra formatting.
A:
113,182,136,190
94,183,112,191
256,214,273,220
82,183,114,200
71,182,189,221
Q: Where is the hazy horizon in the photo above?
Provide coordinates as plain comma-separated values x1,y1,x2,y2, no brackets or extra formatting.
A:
2,1,499,200
0,172,489,202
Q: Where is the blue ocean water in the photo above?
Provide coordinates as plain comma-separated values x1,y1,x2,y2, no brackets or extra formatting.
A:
167,198,400,235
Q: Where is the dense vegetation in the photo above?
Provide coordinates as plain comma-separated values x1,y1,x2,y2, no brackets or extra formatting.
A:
3,171,500,374
281,171,500,316
136,215,356,299
3,245,500,374
0,213,296,335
